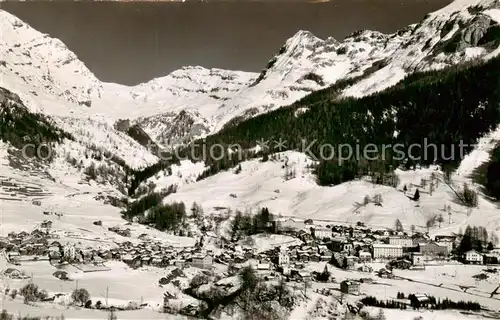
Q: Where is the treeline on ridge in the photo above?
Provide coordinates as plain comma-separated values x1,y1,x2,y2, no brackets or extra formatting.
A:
185,57,500,186
0,87,71,159
127,56,500,194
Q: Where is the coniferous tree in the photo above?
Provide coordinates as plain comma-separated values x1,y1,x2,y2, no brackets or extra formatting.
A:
413,189,420,201
395,219,404,232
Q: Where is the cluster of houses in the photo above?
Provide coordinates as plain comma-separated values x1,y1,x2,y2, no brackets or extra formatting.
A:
272,218,498,268
0,226,216,270
2,217,498,284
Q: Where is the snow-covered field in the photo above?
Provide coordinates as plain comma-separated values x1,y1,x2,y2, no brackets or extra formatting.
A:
159,149,500,240
1,0,500,318
298,261,500,314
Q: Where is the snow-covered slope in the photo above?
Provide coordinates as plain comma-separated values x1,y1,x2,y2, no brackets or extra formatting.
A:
3,0,500,149
1,0,500,237
153,145,500,240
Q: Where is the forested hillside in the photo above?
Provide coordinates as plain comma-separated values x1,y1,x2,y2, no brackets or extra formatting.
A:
126,56,500,201
189,57,500,186
0,87,71,159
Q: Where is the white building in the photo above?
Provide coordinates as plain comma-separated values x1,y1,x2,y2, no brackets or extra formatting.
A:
372,244,403,259
465,250,484,264
313,227,332,239
278,248,290,266
63,244,76,261
388,236,414,248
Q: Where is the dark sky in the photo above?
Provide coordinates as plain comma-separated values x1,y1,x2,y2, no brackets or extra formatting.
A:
1,0,451,85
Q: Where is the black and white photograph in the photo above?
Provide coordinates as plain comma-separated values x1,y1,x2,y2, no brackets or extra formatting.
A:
0,0,500,319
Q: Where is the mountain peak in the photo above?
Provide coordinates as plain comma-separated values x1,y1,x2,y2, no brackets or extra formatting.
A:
285,30,322,50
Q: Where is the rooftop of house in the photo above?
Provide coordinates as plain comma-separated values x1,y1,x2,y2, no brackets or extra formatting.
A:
372,244,403,249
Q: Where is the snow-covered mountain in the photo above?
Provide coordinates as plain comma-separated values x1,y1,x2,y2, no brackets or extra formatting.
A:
3,0,500,152
1,0,500,235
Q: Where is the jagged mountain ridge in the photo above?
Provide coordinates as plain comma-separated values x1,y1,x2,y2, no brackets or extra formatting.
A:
3,0,500,153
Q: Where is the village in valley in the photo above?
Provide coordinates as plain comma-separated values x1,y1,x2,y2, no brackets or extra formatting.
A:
3,0,500,318
0,141,499,319
1,195,499,320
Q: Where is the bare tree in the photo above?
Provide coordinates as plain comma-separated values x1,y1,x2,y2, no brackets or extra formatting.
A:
108,310,117,320
363,195,370,206
303,280,311,298
437,214,444,228
373,194,382,206
420,178,427,188
71,288,90,307
426,216,437,232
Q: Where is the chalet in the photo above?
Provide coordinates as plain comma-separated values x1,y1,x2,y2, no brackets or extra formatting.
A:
192,254,213,269
352,229,364,239
122,254,134,264
40,220,52,229
297,270,311,281
435,240,453,253
484,254,498,264
31,229,47,238
410,294,432,308
79,250,93,262
390,259,412,269
320,251,332,262
317,245,329,255
297,252,310,262
141,256,152,265
358,264,373,273
377,268,393,279
172,259,185,268
310,253,321,262
345,256,358,269
362,236,375,244
99,250,112,260
257,263,271,271
340,280,360,295
358,251,372,263
464,250,484,264
151,257,162,266
50,241,61,247
434,235,456,243
8,252,20,263
48,246,61,260
298,230,314,243
18,231,29,239
418,242,448,257
411,252,425,266
131,256,143,268
92,256,105,265
330,238,353,253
